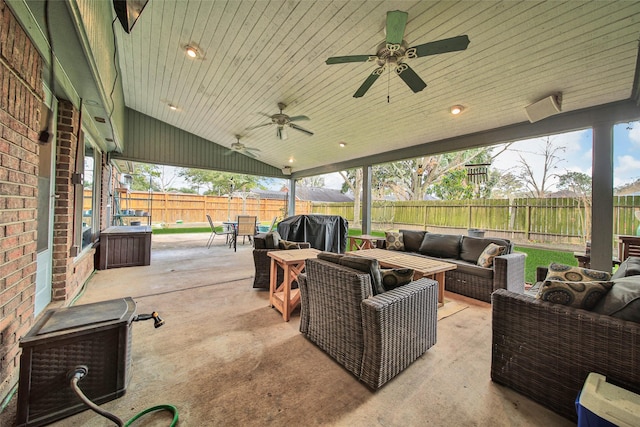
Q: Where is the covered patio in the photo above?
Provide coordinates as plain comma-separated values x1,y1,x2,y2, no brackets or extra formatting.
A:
2,1,640,425
0,234,572,426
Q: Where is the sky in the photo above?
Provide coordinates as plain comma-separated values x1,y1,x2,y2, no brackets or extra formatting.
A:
318,120,640,191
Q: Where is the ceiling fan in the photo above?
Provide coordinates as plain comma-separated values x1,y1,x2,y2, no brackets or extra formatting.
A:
325,10,470,98
225,135,261,159
246,102,313,140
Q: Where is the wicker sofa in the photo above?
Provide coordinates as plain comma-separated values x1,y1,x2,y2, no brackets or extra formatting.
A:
376,230,525,302
491,259,640,421
299,257,438,389
252,232,310,289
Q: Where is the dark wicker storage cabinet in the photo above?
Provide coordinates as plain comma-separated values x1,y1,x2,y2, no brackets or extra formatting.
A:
98,225,151,269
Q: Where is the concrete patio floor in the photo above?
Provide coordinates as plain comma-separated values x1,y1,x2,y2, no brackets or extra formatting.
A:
0,233,574,426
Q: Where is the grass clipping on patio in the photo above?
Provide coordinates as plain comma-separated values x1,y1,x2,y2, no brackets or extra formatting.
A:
437,299,468,321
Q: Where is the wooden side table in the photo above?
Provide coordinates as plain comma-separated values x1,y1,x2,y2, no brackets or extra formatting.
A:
268,248,320,321
348,234,379,251
573,252,621,269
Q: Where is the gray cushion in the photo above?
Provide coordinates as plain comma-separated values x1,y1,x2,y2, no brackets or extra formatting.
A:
418,233,461,259
592,276,640,323
450,261,494,280
317,251,344,264
611,256,640,280
264,231,281,249
339,256,385,295
460,236,511,263
399,229,426,253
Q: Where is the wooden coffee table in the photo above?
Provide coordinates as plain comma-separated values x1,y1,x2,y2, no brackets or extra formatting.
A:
268,248,321,321
348,248,456,306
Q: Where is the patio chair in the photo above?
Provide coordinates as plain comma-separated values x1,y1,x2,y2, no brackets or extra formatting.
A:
206,214,234,249
234,215,257,252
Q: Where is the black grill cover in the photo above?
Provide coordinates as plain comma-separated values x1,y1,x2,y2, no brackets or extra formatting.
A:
277,214,348,253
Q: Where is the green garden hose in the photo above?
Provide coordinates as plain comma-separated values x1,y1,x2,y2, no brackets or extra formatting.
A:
70,367,179,426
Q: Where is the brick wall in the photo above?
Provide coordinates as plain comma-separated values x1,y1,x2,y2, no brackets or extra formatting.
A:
0,0,43,400
51,100,95,302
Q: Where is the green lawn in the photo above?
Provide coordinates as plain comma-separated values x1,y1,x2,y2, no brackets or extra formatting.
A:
513,246,576,284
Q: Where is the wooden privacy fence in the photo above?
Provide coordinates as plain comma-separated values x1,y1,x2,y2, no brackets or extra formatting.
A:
112,191,312,225
312,196,640,245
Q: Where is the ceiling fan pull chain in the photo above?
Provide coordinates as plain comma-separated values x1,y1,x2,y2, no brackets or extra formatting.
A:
387,66,391,103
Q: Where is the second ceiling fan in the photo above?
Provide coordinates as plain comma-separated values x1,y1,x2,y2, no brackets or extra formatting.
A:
326,10,470,98
246,102,314,140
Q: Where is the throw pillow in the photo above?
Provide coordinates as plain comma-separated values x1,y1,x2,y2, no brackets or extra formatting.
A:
476,243,506,268
264,231,281,249
399,230,426,252
381,268,415,291
418,233,461,258
339,256,385,295
536,279,613,310
592,276,640,323
385,231,405,251
546,263,611,282
279,240,301,250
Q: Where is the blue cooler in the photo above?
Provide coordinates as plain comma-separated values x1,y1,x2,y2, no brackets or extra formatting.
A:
576,373,640,427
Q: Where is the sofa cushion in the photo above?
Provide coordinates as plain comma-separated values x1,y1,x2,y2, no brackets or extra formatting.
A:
448,260,494,280
418,233,461,259
317,251,344,264
264,231,281,249
381,268,415,291
536,279,613,310
399,229,426,253
254,234,267,249
611,256,640,280
546,262,611,282
477,243,506,268
339,256,385,295
384,231,405,251
460,236,511,263
279,240,301,250
592,276,640,323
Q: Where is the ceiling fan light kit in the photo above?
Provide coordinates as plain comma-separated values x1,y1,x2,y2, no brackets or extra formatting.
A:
525,93,562,123
325,10,470,98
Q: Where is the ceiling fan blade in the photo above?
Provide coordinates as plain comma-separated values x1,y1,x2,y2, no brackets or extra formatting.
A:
409,35,470,58
290,123,314,136
224,149,234,156
243,150,258,159
386,10,408,45
353,67,383,98
246,122,273,130
288,115,310,122
326,55,374,65
396,63,427,93
246,147,261,153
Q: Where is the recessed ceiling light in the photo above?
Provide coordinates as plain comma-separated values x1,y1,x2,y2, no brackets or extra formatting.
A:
168,104,178,111
289,158,294,163
185,46,198,58
339,142,346,148
450,105,464,115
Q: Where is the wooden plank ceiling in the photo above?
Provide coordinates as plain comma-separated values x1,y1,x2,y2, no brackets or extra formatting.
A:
115,0,640,174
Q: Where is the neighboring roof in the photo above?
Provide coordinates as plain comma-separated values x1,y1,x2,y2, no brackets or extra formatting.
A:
251,186,353,202
293,186,354,202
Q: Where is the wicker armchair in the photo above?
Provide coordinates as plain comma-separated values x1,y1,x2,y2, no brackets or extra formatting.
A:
299,258,438,389
491,287,640,421
252,236,310,289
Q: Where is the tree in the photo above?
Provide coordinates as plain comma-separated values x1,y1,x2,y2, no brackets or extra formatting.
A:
339,168,363,226
491,172,528,199
299,176,325,188
514,137,565,198
130,163,181,192
178,168,263,195
557,171,592,241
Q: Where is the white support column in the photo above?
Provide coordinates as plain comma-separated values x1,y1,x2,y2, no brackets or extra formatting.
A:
590,122,614,271
287,178,296,217
362,164,372,234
